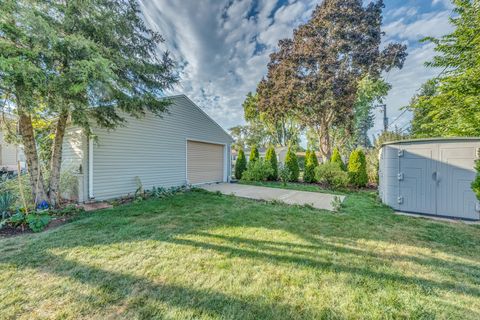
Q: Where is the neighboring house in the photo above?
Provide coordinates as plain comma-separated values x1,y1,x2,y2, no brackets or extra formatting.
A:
0,131,25,172
61,95,233,202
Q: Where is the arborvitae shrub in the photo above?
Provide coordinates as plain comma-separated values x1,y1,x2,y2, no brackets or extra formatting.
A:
472,159,480,200
348,149,368,187
249,146,259,163
284,147,299,182
303,150,318,183
234,149,247,179
331,147,346,171
264,146,278,180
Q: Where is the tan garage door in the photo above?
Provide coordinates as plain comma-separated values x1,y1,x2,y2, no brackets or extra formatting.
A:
187,140,224,184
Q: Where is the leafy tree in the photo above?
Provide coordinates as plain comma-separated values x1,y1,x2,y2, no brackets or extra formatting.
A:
264,146,278,180
242,92,301,147
304,150,319,183
353,75,391,147
257,0,406,159
472,159,480,201
409,0,480,137
0,0,177,206
249,146,259,164
234,149,247,180
229,124,268,150
348,149,368,187
331,147,346,171
284,147,299,182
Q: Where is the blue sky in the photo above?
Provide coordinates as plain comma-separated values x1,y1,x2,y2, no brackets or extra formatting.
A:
140,0,454,138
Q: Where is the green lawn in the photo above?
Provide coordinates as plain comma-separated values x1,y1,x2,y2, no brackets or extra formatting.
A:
1,188,480,319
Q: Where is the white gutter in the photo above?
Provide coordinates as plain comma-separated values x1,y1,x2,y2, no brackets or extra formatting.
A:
88,138,94,199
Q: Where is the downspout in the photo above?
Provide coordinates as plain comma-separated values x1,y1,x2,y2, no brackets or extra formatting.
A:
88,137,94,199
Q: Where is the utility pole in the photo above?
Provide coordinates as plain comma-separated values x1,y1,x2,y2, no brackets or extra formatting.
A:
379,104,388,132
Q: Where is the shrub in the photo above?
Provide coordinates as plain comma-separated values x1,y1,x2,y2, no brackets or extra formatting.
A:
348,149,368,187
0,174,33,209
241,160,273,182
365,149,379,185
0,211,52,232
315,162,349,189
264,146,278,180
303,150,318,183
234,149,247,179
249,146,259,163
278,163,291,186
59,165,79,200
284,147,299,182
331,147,346,171
0,191,16,220
472,159,480,200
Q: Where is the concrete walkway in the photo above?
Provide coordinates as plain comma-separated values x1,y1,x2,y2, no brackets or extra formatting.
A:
201,183,344,211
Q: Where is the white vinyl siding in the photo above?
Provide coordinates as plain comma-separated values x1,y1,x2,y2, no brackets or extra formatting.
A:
87,95,232,201
0,132,19,168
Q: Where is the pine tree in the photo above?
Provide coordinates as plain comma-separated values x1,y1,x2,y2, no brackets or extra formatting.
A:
249,146,259,164
264,146,278,180
348,149,368,187
331,147,346,171
284,147,299,182
235,149,247,180
304,150,318,183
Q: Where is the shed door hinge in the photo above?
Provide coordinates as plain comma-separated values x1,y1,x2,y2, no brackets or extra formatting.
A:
398,149,404,157
397,172,404,181
397,196,404,205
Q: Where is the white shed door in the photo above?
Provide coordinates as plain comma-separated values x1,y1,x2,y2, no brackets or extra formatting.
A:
187,141,224,185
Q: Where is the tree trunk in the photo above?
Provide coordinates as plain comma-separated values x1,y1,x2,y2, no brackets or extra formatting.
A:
48,110,69,207
318,129,332,161
18,112,48,206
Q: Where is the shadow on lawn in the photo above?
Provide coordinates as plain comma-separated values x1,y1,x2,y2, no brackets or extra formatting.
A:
1,190,480,318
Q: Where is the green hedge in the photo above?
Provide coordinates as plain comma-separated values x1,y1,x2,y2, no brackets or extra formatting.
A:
264,146,278,180
284,147,299,182
331,147,346,171
348,149,368,187
303,150,318,183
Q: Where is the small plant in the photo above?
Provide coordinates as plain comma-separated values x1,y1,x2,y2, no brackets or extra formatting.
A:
284,146,299,182
0,191,16,220
472,159,480,201
315,162,349,189
330,196,343,212
249,145,259,163
303,150,319,183
234,149,247,179
348,149,368,187
331,147,346,171
278,164,291,186
264,146,278,180
241,160,274,182
0,211,52,232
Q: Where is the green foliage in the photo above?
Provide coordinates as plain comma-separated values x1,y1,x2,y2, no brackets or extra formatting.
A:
315,163,349,189
0,191,16,220
284,147,299,182
249,146,260,163
241,160,273,182
264,146,278,180
354,75,391,147
348,149,368,187
331,147,346,171
409,1,480,137
0,174,33,210
278,164,291,186
234,149,247,180
472,160,480,201
330,196,343,212
26,214,52,233
303,150,319,183
59,166,79,200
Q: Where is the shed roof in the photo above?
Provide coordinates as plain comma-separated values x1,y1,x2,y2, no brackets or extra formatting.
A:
381,137,480,146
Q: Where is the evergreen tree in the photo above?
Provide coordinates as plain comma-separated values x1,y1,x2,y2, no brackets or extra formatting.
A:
249,146,260,164
234,149,247,180
348,149,368,187
0,0,177,206
264,146,278,180
284,147,299,182
304,150,318,183
331,147,346,171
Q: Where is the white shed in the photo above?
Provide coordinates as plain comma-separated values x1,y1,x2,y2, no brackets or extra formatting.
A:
61,95,233,202
379,138,480,220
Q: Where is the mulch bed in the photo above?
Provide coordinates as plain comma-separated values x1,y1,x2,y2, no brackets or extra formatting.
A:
0,216,71,238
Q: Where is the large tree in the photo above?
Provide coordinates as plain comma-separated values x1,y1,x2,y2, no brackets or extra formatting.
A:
0,0,177,206
257,0,406,159
409,0,480,137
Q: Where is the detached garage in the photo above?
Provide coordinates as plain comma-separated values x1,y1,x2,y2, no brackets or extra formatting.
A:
379,138,480,220
61,95,233,202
